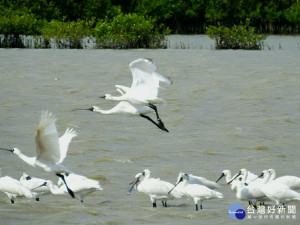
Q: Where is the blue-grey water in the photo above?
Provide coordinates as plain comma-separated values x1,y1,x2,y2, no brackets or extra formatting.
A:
0,35,299,224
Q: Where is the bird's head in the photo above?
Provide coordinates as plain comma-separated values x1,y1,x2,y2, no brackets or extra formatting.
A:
100,94,111,99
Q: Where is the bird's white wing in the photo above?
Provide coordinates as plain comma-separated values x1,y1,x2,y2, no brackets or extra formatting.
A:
35,111,61,164
58,128,77,164
115,85,130,95
129,58,172,88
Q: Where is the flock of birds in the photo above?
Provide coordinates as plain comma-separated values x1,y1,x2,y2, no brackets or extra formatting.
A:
125,168,300,211
0,58,299,212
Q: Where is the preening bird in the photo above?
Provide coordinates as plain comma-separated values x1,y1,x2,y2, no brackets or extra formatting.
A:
169,173,223,211
0,111,77,199
127,169,181,208
100,58,172,132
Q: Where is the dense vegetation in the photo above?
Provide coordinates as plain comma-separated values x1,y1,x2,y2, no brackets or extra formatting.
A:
207,20,268,50
0,0,299,48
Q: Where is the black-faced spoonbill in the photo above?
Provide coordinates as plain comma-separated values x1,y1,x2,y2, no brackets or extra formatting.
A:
100,58,172,132
228,169,269,208
169,173,223,211
180,172,220,189
259,170,300,206
216,169,258,191
20,173,51,201
0,172,38,204
0,111,77,199
127,169,181,208
54,173,103,202
76,101,169,132
268,168,300,190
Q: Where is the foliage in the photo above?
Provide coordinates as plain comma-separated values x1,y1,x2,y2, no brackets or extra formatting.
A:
206,20,267,50
41,20,94,48
285,1,300,24
93,13,169,48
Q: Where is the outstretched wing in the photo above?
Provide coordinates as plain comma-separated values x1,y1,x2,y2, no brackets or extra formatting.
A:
35,111,61,164
58,128,77,163
129,58,172,88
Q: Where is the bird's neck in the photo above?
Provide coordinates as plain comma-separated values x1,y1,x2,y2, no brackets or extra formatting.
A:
14,150,36,167
106,95,125,101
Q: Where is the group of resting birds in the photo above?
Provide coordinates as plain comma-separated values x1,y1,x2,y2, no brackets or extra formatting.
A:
126,168,300,211
1,58,299,212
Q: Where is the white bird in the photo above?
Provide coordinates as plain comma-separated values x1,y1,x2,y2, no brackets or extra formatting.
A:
100,58,172,132
19,173,50,201
260,170,300,206
268,169,300,190
0,172,36,204
55,173,103,202
0,111,77,199
77,102,167,131
169,173,223,211
216,169,258,191
127,169,181,208
228,168,269,207
177,172,220,189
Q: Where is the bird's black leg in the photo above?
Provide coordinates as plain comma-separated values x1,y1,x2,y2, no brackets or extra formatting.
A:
10,199,14,204
153,202,157,208
36,197,40,201
140,114,169,132
148,103,160,120
195,204,198,211
200,204,203,210
56,174,75,199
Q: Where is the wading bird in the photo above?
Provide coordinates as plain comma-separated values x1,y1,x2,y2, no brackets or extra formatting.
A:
169,173,223,211
228,169,269,208
0,172,36,204
181,172,220,189
20,173,50,201
258,170,300,206
100,58,172,132
216,169,258,191
268,169,300,190
55,173,103,202
127,169,181,208
0,111,77,199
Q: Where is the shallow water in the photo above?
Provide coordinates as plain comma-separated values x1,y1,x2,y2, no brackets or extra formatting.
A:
0,36,300,224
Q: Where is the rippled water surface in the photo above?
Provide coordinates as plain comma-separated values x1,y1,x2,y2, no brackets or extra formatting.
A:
0,36,300,224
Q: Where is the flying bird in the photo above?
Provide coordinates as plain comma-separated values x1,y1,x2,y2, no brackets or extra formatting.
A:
0,111,77,199
100,58,172,132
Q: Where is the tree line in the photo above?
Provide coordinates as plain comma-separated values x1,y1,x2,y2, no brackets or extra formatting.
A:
1,0,299,34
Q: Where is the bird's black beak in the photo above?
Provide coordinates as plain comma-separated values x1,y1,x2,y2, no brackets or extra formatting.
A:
127,178,139,195
100,95,106,99
168,178,183,194
216,173,225,183
227,171,241,185
32,182,47,190
0,147,13,153
72,107,93,112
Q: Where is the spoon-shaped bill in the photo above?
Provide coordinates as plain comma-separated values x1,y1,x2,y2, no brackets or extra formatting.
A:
0,147,13,152
168,179,182,194
127,178,139,195
216,173,225,183
227,171,241,185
